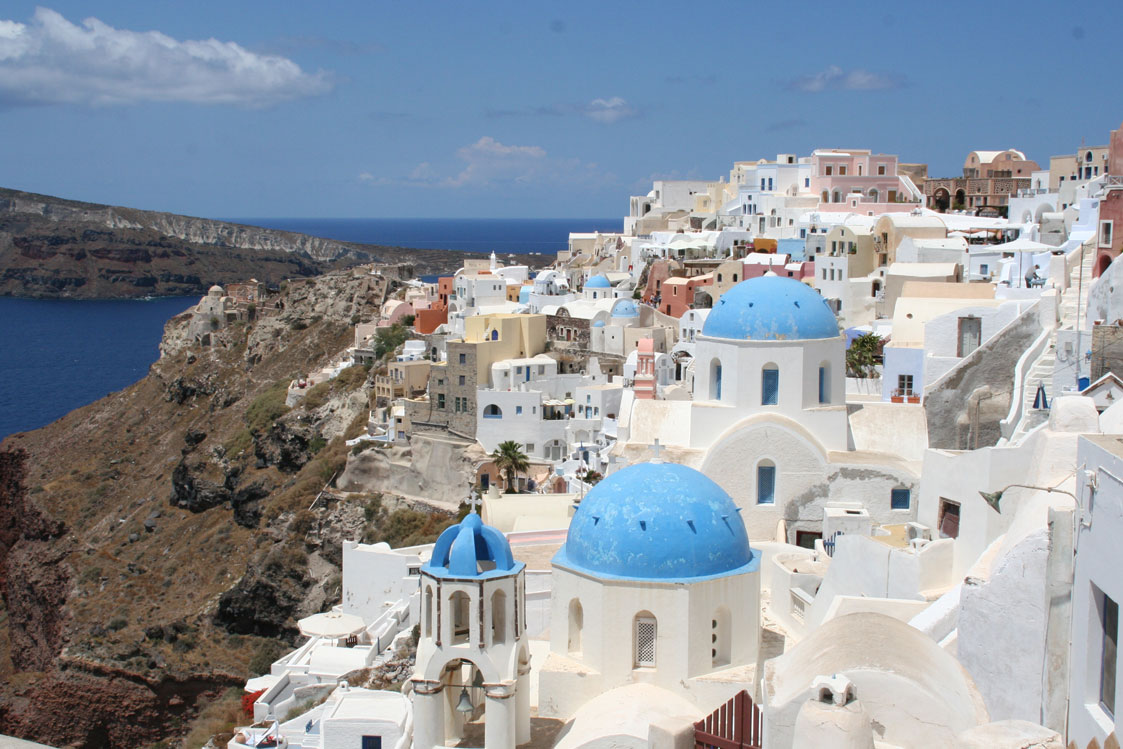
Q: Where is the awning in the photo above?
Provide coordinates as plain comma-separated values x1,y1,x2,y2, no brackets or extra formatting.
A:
298,611,365,639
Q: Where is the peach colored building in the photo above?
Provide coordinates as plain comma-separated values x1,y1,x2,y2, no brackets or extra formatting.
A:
1094,121,1123,278
633,338,656,400
660,274,713,318
925,149,1038,214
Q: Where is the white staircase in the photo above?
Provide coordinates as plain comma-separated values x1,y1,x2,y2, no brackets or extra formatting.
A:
1008,247,1095,441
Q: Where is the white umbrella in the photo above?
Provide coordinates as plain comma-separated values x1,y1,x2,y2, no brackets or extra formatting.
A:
298,611,365,639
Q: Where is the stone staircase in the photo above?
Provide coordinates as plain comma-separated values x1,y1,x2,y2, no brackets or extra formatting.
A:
1009,246,1095,441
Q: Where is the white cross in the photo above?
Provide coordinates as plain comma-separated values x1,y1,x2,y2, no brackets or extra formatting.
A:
650,439,664,463
468,492,483,514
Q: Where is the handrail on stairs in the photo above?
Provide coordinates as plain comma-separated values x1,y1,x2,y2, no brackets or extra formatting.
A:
999,326,1054,440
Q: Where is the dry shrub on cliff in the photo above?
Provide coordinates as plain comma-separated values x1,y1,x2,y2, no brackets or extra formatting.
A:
181,687,244,749
245,379,292,433
302,364,369,411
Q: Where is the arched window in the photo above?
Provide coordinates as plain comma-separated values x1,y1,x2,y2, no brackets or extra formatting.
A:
490,329,499,341
868,188,879,202
568,599,583,654
832,190,841,203
424,585,433,639
710,358,723,401
491,589,507,645
482,404,502,419
634,611,657,668
818,363,830,404
712,607,732,668
761,364,779,405
757,460,776,505
450,590,471,645
821,190,829,203
1087,151,1094,163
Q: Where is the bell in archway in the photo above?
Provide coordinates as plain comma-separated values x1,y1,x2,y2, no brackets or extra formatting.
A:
455,687,474,713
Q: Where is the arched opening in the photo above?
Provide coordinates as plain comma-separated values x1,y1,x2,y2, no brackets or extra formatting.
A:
710,358,723,401
757,459,776,505
544,439,564,461
450,590,471,645
491,589,507,645
818,362,830,404
954,189,966,209
1035,203,1055,224
634,611,657,668
568,599,583,654
425,585,434,638
490,329,499,341
932,187,950,212
821,190,829,203
871,279,882,296
868,188,879,202
482,404,502,419
761,364,779,405
1095,252,1113,279
832,190,841,203
1087,151,1094,163
712,607,732,668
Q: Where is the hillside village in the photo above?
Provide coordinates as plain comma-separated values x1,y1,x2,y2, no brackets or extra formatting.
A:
160,121,1123,748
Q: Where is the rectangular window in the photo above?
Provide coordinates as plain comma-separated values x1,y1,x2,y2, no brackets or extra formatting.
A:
1101,221,1114,249
362,736,382,749
839,165,847,176
515,366,523,374
898,373,914,396
957,316,982,357
804,178,810,188
891,488,911,510
877,164,885,176
1102,590,1119,716
825,165,833,176
818,366,828,403
980,263,989,275
516,405,523,415
762,368,779,405
538,365,545,375
458,375,466,386
458,353,466,365
937,499,960,539
634,617,657,667
757,465,776,504
437,394,445,409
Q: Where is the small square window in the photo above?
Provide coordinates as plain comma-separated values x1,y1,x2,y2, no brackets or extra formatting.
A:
891,488,910,510
516,405,523,415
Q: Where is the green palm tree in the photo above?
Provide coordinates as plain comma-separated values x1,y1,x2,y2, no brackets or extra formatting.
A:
492,440,530,493
846,333,883,378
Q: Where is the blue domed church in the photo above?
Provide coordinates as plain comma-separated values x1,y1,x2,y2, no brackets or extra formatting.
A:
617,275,919,549
538,460,762,721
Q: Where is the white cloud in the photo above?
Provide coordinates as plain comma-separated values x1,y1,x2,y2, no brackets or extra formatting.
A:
787,65,902,93
583,96,636,124
0,7,331,107
360,136,612,190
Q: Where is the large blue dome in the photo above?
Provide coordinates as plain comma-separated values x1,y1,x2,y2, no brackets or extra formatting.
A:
585,274,611,289
612,299,639,318
554,462,756,581
424,513,523,579
702,276,838,341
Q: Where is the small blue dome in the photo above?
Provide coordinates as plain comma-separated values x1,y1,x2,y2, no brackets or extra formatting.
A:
554,462,756,581
585,274,611,289
518,286,531,303
592,319,606,328
424,513,523,579
612,299,639,318
702,276,838,341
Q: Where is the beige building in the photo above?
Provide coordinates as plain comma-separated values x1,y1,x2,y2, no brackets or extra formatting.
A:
872,214,947,266
1049,146,1110,192
374,360,431,402
824,222,877,277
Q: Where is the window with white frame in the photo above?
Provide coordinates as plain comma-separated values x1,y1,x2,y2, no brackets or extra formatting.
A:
634,615,657,667
1101,220,1114,249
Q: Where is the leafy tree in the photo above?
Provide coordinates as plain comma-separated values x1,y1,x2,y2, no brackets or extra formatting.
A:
492,440,530,493
846,333,883,378
374,323,409,359
579,469,603,486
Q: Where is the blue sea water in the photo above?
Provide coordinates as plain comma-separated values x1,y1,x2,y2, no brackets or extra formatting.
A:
0,218,615,439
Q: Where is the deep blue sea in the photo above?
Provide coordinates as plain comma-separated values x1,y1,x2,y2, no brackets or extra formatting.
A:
0,218,616,439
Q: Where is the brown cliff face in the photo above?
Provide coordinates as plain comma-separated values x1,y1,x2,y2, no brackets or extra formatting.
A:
0,268,459,747
0,186,549,299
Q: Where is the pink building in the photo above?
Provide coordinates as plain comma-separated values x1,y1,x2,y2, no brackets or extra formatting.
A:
633,338,656,400
1094,120,1123,277
809,149,918,214
660,274,713,318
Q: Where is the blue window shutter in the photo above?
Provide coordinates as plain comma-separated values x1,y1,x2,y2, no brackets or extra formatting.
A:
758,465,776,504
762,368,779,405
891,488,910,510
819,367,828,403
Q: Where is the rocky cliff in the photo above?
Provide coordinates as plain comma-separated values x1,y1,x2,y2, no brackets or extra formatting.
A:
0,268,467,747
0,187,548,299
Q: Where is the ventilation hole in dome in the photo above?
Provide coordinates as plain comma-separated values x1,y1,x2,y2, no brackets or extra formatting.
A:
639,520,647,531
794,301,800,307
591,515,600,525
686,520,696,534
748,302,754,307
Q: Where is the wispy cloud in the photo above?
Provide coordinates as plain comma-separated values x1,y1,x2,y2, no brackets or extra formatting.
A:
486,97,638,125
0,7,331,107
583,96,636,124
766,118,808,132
358,137,613,190
786,65,903,93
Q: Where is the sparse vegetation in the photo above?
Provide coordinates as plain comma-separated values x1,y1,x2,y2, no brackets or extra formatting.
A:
181,688,244,749
374,323,409,359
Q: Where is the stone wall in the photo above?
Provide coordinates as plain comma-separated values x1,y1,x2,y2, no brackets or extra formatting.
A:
1091,324,1123,381
924,305,1042,449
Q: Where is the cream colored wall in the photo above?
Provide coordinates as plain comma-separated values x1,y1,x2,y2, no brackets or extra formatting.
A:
890,297,1004,347
464,314,548,381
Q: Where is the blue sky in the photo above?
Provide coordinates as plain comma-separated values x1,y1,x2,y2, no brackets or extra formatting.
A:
0,1,1119,219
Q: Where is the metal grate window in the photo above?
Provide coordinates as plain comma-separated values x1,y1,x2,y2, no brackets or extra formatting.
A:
634,616,657,667
891,488,911,510
762,367,779,405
